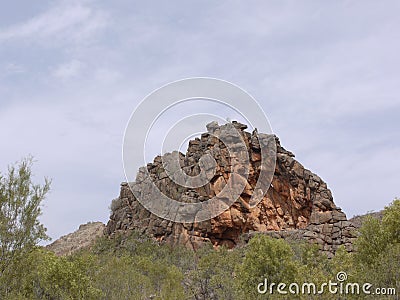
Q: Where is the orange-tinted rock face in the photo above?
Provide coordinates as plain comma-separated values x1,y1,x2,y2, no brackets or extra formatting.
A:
106,122,356,257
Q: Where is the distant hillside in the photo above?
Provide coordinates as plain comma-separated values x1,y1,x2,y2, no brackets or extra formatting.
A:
46,222,105,256
349,211,384,229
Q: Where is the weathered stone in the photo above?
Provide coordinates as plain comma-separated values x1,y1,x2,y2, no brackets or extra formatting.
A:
310,211,333,224
322,224,333,234
332,209,347,222
206,121,219,133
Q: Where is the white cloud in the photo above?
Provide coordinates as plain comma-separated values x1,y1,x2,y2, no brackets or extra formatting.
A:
94,68,122,84
3,62,26,74
52,59,84,79
0,1,108,46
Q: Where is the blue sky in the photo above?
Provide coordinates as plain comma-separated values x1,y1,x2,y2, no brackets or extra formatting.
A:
0,0,399,242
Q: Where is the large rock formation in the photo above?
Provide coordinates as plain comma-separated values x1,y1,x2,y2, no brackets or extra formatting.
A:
106,121,356,257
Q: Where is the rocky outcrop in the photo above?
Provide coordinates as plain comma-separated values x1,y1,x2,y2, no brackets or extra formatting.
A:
106,121,356,257
46,222,105,256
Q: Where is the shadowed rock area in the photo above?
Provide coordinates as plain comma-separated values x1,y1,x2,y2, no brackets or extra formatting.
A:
106,121,357,257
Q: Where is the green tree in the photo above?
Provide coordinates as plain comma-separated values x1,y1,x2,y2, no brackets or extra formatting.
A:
382,199,400,244
87,252,184,300
292,242,331,288
188,246,240,300
235,235,300,299
354,215,387,266
372,242,400,294
2,247,101,299
354,199,400,297
330,245,354,277
355,199,400,267
0,157,50,294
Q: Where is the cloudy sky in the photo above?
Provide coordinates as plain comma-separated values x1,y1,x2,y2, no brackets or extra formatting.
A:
1,0,399,242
